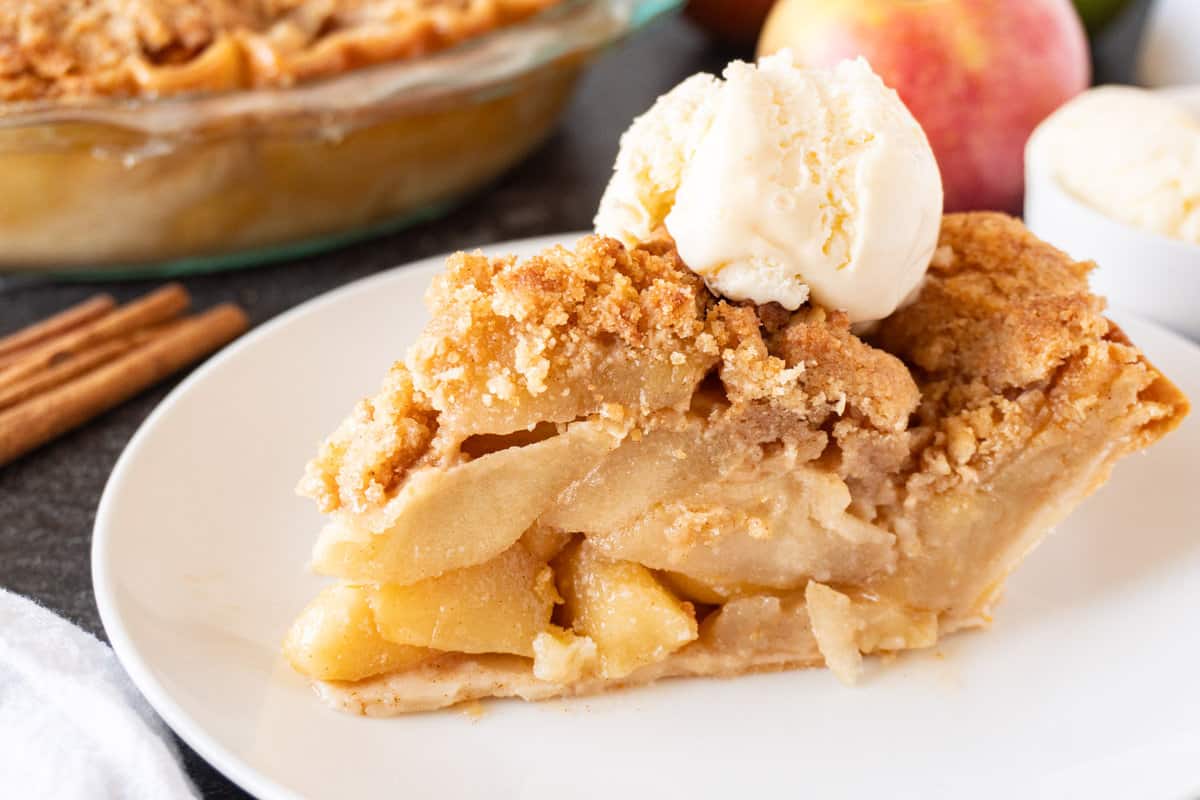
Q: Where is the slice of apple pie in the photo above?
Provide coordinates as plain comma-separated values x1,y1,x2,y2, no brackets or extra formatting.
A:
284,212,1188,714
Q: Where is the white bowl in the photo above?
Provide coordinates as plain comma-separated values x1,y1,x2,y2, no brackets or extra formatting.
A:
1137,0,1200,87
1024,87,1200,342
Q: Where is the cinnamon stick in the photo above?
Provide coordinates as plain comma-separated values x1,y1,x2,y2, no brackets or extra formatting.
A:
0,284,189,386
0,325,171,412
0,304,248,466
0,295,116,369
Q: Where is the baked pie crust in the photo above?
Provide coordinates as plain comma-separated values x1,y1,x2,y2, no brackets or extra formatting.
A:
284,212,1188,714
1,0,561,101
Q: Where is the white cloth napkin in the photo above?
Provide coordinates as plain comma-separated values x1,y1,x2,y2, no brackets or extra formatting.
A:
0,589,199,800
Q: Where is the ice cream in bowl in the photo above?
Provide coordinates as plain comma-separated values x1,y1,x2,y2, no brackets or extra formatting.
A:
1025,85,1200,341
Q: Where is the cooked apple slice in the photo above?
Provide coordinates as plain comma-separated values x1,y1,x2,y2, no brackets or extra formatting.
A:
312,421,618,584
541,425,724,533
519,525,575,563
284,584,434,682
806,581,938,684
586,465,895,589
805,582,866,683
532,625,599,683
369,544,558,657
658,571,773,605
554,541,697,679
695,592,819,666
543,423,895,589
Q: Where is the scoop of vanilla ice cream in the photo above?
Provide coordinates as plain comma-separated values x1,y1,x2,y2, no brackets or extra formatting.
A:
1027,86,1200,244
594,53,943,322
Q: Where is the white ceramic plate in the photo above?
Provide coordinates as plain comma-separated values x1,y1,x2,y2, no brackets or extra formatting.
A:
94,235,1200,800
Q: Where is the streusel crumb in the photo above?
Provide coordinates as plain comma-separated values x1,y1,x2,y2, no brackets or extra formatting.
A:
297,362,437,514
771,306,919,433
407,235,718,437
300,214,1187,521
875,212,1187,501
876,212,1109,390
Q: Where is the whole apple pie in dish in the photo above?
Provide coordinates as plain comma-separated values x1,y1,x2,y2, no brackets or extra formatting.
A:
284,213,1188,714
0,0,661,273
3,0,558,101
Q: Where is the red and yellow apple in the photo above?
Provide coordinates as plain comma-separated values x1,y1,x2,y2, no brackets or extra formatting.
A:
758,0,1090,213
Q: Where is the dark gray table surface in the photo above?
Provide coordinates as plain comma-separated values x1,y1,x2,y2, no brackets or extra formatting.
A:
0,7,1147,799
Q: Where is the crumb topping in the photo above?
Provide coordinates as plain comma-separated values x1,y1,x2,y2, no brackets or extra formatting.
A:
874,213,1187,502
300,213,1188,521
407,235,719,435
876,213,1109,390
1,0,559,101
298,361,437,514
771,306,919,433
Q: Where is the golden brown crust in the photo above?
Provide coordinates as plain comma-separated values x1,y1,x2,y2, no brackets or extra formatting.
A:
0,0,560,102
1102,320,1191,445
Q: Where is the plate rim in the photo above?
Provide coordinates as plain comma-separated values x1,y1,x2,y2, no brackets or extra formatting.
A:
91,233,1200,800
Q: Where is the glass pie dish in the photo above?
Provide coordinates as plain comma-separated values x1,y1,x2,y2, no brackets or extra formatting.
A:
0,0,678,277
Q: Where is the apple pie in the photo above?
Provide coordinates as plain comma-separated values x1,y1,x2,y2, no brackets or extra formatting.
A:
1,0,561,101
284,212,1188,714
0,0,599,270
